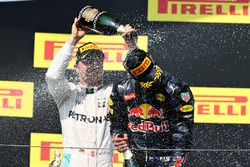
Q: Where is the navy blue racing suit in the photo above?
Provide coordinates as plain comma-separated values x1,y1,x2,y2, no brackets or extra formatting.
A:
108,69,194,167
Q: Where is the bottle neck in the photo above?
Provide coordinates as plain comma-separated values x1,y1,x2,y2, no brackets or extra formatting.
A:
54,151,61,161
117,25,126,34
123,149,133,160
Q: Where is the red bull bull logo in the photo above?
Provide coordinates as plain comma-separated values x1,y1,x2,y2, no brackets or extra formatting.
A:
128,103,163,119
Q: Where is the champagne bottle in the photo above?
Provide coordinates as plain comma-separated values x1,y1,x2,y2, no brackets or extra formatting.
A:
123,149,138,167
78,6,125,35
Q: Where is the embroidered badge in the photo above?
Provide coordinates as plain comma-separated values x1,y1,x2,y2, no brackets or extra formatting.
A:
180,105,193,112
180,92,191,102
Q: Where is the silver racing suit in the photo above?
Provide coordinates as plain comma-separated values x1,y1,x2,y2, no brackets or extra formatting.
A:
46,42,113,167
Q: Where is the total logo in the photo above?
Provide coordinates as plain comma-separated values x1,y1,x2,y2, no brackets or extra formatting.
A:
128,103,163,119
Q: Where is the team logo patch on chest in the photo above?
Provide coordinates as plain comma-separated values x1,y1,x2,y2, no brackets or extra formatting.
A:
128,103,163,119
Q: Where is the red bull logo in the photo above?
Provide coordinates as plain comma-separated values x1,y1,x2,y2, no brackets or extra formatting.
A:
128,103,163,119
128,120,169,133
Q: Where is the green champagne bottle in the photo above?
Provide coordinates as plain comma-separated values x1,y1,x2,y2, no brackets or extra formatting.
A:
78,6,125,35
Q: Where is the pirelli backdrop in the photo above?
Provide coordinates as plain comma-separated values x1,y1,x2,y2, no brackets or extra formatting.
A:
0,0,250,166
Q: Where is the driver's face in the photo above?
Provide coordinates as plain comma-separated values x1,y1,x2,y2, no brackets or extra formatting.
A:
75,58,104,82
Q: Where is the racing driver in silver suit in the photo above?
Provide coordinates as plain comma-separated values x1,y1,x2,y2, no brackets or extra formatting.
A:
45,17,113,167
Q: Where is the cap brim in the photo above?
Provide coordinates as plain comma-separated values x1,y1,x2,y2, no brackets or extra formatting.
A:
76,50,104,63
133,65,156,82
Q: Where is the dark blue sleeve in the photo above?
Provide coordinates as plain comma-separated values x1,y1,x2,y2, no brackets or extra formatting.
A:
166,77,194,165
108,83,129,136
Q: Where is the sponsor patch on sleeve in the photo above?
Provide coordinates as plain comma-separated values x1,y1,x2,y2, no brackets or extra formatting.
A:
180,105,193,112
180,92,191,102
